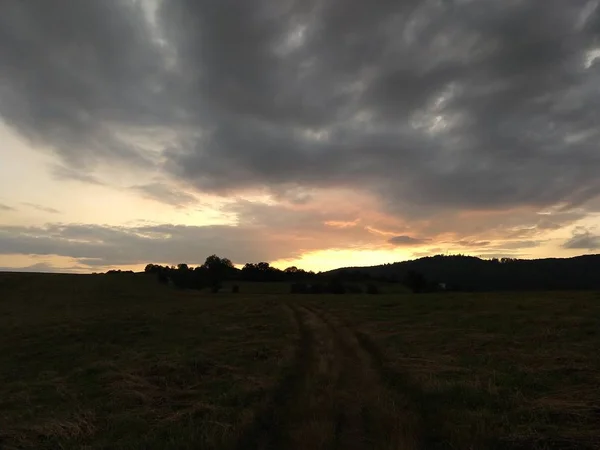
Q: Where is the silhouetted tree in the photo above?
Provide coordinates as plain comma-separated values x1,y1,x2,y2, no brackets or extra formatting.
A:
203,255,234,285
145,263,161,274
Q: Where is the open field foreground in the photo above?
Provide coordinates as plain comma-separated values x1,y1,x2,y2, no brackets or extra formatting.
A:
1,273,599,449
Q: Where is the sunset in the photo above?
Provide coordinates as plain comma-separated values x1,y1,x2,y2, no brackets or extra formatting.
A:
1,0,599,273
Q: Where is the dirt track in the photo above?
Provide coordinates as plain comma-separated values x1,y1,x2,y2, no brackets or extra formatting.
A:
235,302,421,450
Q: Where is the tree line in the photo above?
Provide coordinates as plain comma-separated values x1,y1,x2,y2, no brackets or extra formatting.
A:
144,255,320,292
143,255,394,294
141,253,600,293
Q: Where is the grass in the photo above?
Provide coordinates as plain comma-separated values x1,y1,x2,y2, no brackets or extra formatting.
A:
0,273,296,449
1,272,599,449
312,292,600,449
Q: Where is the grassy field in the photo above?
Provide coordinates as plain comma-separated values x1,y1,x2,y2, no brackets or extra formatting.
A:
0,273,599,449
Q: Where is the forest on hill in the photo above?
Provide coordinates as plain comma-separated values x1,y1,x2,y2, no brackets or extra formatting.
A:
329,254,600,291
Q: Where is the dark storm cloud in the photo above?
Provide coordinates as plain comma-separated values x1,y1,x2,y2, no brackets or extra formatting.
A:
388,235,429,246
2,0,600,217
158,0,600,213
563,228,600,249
0,0,169,170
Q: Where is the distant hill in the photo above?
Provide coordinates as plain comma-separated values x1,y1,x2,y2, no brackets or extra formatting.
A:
327,254,600,291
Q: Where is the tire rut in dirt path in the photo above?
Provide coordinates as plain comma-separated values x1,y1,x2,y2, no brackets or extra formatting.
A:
316,306,450,450
300,303,421,450
233,303,421,450
232,304,315,450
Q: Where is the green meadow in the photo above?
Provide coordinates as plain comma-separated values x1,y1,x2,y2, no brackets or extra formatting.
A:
1,272,598,449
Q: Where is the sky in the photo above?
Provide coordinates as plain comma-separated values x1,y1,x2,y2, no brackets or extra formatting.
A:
1,0,600,273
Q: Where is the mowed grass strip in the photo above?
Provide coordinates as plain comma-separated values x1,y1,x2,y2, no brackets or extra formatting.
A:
309,292,600,449
0,273,297,450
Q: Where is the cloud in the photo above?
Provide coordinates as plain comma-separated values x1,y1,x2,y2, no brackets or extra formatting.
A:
0,0,168,171
388,235,429,246
563,228,600,250
155,0,600,215
0,203,16,212
454,240,491,248
492,240,542,250
51,165,106,186
0,262,58,273
22,202,61,214
0,199,389,266
131,183,199,208
1,0,600,257
0,261,90,273
0,195,587,269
